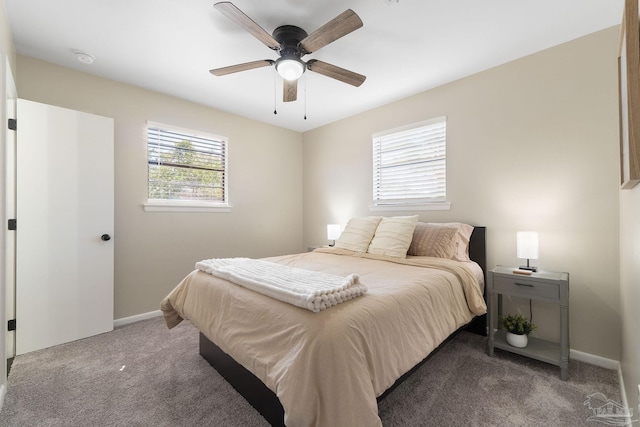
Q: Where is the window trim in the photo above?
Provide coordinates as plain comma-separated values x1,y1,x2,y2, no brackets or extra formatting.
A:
145,121,230,212
371,116,449,211
369,201,451,212
143,199,232,212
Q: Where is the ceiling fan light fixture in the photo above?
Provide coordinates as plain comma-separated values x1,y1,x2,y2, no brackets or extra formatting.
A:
276,58,305,81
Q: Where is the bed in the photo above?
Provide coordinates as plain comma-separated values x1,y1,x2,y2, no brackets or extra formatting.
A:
161,222,487,427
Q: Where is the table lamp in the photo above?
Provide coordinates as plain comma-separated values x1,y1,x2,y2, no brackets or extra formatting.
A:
517,231,538,272
327,224,341,247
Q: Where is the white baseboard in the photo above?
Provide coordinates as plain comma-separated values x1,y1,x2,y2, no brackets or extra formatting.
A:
617,366,631,427
571,348,631,424
570,348,619,370
0,383,6,413
113,310,162,328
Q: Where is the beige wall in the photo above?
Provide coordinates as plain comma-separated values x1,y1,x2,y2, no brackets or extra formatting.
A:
302,27,621,359
16,55,303,319
0,0,15,73
620,187,640,411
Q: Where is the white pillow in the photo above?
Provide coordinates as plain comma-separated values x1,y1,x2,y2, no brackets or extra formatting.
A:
367,215,419,258
335,216,382,252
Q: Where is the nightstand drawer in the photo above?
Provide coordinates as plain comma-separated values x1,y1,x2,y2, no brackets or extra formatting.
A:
493,276,559,300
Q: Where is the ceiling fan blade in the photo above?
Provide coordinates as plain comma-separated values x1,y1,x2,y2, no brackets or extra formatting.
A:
299,9,363,54
210,60,274,76
214,2,280,50
307,60,366,87
283,79,298,102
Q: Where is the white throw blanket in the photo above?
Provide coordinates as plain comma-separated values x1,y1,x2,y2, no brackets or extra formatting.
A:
195,258,367,312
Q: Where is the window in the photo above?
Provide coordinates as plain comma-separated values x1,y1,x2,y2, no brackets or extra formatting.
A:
145,122,228,211
372,117,448,209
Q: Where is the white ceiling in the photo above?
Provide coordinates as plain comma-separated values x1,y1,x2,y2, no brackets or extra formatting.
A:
5,0,623,132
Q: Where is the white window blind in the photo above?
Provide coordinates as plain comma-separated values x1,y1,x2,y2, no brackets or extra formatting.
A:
147,123,228,203
373,117,446,206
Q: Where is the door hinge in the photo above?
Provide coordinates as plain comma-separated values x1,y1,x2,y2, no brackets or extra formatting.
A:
7,319,16,331
8,118,16,131
8,219,16,230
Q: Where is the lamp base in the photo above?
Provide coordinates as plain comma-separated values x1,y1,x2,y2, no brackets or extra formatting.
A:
519,265,538,272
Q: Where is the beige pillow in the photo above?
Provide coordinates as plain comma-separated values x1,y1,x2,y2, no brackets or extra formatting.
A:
367,215,419,258
408,222,459,259
335,216,381,252
444,222,474,261
408,222,474,261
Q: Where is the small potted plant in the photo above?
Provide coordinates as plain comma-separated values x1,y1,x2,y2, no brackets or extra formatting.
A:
499,314,536,348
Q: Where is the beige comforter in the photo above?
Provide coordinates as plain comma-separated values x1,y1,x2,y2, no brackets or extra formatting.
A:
161,248,486,427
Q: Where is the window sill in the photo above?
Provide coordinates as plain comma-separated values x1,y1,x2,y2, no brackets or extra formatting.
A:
369,202,451,212
143,200,232,213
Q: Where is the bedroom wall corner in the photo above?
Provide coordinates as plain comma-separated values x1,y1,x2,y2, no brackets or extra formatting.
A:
619,185,640,417
0,0,15,75
302,26,622,361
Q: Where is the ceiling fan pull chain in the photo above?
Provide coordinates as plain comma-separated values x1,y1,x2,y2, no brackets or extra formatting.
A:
304,74,307,120
273,69,278,115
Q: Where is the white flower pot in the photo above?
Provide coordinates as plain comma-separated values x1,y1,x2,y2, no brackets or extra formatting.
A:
506,332,528,348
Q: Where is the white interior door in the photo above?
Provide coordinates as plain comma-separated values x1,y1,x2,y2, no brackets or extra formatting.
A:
16,99,114,355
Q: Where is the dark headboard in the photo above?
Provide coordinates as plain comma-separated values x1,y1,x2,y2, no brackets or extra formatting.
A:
469,226,487,284
466,226,487,336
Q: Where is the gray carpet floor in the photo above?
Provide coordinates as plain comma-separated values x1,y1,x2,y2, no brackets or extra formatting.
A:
0,317,621,426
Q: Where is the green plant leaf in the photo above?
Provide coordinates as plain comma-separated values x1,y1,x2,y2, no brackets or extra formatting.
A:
498,314,536,335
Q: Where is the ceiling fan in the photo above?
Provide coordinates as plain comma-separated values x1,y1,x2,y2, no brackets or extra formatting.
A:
210,2,366,103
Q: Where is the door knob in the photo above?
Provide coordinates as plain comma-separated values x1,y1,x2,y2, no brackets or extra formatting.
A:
101,234,111,241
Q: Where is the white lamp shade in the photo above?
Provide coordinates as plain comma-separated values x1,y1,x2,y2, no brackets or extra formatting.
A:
517,231,539,259
327,224,341,240
276,58,304,80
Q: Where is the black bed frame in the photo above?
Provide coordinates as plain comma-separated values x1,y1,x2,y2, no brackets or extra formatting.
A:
199,227,487,427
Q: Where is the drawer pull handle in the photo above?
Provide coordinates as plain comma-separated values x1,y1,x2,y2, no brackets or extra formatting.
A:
515,282,534,287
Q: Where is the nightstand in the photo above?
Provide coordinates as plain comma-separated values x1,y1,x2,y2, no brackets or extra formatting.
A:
487,266,570,380
307,245,329,252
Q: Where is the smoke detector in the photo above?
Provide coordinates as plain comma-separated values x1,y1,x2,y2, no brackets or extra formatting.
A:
73,50,95,65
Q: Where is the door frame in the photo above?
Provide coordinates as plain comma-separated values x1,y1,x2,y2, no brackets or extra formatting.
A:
1,53,17,409
4,56,16,368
